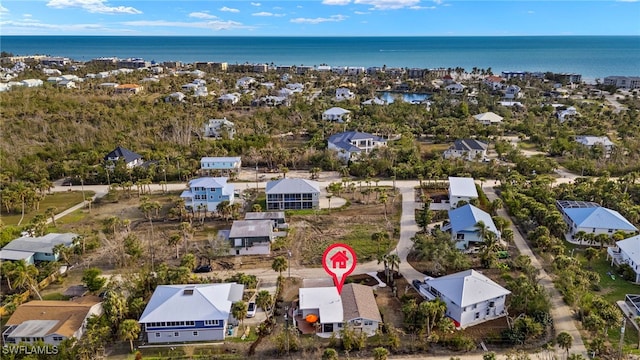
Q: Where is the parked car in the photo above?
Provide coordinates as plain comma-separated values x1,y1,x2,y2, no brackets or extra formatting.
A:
193,264,212,273
412,279,423,291
246,302,256,318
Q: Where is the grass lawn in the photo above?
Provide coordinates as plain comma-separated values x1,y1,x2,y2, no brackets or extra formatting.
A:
338,223,394,262
575,248,640,351
1,191,94,226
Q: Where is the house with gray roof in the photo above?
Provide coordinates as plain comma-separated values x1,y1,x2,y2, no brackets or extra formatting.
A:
575,135,614,156
228,220,275,255
473,112,503,125
0,233,77,264
104,146,143,169
296,283,381,337
244,211,287,229
423,270,510,328
443,204,500,250
139,283,244,343
328,131,388,162
200,156,241,176
607,235,640,283
443,139,488,161
556,200,637,238
266,179,320,211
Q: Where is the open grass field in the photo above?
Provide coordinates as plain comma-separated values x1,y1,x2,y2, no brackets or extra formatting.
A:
1,191,94,226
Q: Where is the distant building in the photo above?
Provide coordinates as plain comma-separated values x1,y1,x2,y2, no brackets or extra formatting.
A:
40,57,71,67
322,107,351,123
114,84,143,94
104,146,143,168
443,139,488,161
328,131,387,162
575,135,615,156
266,179,320,210
603,76,640,90
200,157,241,176
473,112,503,125
204,118,235,139
335,87,355,101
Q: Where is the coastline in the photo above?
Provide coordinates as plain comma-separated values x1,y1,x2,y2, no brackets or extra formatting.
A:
1,35,639,81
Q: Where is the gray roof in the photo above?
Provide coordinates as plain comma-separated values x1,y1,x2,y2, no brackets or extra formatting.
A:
0,249,35,261
451,139,488,151
328,131,386,153
229,220,273,238
265,178,320,194
9,320,59,338
244,211,286,221
104,146,142,163
3,233,77,254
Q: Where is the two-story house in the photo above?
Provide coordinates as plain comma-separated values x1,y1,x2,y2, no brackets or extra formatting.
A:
139,283,244,343
180,177,234,213
328,131,388,163
104,146,143,169
266,179,320,210
204,118,235,139
228,220,275,255
608,235,640,283
200,157,241,176
448,177,479,208
423,270,510,328
575,136,615,156
443,139,488,161
335,87,355,101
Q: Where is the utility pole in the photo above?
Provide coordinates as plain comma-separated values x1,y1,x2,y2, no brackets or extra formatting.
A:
288,250,292,278
619,318,626,360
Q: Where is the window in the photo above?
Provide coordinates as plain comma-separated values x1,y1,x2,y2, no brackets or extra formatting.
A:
456,233,465,240
608,229,614,233
53,336,64,341
475,312,480,319
489,301,495,308
364,320,373,326
486,308,491,315
205,320,220,326
193,331,199,336
174,332,180,337
155,333,161,337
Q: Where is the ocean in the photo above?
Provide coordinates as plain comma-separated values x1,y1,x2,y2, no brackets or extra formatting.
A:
1,36,639,81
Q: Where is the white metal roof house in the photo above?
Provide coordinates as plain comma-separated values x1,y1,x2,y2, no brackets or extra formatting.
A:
424,270,510,328
473,112,503,125
203,118,235,139
228,220,275,255
335,87,355,101
266,179,320,211
218,93,240,105
322,107,351,123
328,131,388,163
0,233,78,264
445,83,466,94
608,235,640,283
556,200,637,238
296,284,382,337
139,283,244,343
448,177,478,208
443,139,488,162
444,204,500,250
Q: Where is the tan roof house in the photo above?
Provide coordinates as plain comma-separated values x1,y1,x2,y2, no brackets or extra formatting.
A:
2,296,103,346
115,83,143,94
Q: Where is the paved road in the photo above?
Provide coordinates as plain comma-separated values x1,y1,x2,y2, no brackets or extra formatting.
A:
50,175,588,356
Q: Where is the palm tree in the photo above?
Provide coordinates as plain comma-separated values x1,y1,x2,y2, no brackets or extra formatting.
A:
556,331,572,356
118,319,141,353
252,204,262,212
1,261,16,291
387,253,401,280
45,207,57,227
167,233,182,259
231,301,248,330
13,260,42,300
256,290,272,311
271,256,288,278
53,243,72,265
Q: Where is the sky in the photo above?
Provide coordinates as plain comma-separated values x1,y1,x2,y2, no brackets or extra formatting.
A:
0,0,639,36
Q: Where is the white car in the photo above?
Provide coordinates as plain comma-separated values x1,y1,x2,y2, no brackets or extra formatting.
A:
246,302,256,318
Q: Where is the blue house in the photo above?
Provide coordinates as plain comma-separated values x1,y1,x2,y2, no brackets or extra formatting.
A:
180,177,234,212
200,157,242,176
139,283,245,343
445,204,500,250
556,200,638,238
0,233,77,264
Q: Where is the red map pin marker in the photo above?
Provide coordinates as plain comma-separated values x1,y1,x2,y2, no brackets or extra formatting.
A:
322,243,357,294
